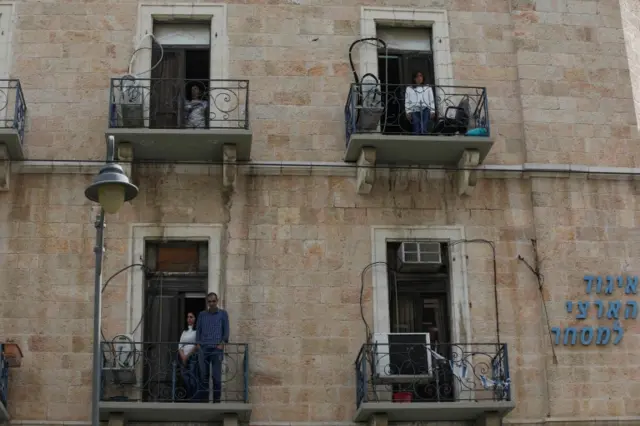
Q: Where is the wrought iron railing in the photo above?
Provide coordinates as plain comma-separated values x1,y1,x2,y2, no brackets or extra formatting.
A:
355,342,510,407
0,79,27,143
345,83,490,145
108,78,249,130
0,349,8,410
100,341,249,403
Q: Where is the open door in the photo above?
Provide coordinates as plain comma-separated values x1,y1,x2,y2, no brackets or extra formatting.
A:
377,51,435,135
150,43,185,129
143,278,184,402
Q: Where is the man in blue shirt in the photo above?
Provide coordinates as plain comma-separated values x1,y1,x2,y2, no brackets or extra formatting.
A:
196,292,229,402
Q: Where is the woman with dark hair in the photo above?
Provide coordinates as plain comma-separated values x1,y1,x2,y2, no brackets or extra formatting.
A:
404,71,435,135
185,83,208,129
178,312,199,401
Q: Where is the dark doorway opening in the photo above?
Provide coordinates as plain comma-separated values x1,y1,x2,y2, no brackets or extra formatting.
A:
142,241,208,402
378,51,435,134
386,241,454,402
149,42,211,129
184,296,205,323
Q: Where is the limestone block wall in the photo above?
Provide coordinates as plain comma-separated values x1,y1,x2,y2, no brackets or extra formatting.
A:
9,0,638,165
511,0,637,165
2,172,640,423
621,0,640,130
1,0,640,424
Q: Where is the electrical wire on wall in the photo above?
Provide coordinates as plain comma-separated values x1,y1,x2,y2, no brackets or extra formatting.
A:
359,261,398,345
517,240,557,364
128,33,164,78
99,263,151,370
358,240,501,345
348,37,389,132
450,239,501,345
115,33,165,110
358,260,396,399
99,263,150,343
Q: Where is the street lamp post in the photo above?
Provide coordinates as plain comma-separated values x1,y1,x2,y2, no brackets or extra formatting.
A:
84,136,139,426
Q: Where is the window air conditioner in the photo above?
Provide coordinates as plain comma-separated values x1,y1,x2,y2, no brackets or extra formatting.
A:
396,241,442,272
372,332,433,383
102,334,137,384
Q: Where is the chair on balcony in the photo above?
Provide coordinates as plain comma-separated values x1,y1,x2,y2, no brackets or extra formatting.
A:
432,97,471,136
431,95,489,137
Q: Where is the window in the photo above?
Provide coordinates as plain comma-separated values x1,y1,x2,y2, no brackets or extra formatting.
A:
150,22,212,129
376,25,436,135
130,5,229,130
359,7,453,86
387,241,451,343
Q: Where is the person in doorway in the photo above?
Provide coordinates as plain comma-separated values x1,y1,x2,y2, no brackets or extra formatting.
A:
178,312,199,401
185,83,208,129
404,71,435,135
195,292,229,403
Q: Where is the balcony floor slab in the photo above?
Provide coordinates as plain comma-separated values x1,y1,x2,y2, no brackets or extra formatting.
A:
0,129,24,160
108,128,252,163
355,401,515,422
345,133,493,165
99,401,252,422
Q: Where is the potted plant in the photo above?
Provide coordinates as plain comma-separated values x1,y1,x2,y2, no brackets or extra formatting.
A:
2,342,23,367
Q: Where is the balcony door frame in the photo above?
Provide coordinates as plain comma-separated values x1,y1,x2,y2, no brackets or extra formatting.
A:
149,45,211,129
358,7,454,88
371,226,473,401
132,4,230,128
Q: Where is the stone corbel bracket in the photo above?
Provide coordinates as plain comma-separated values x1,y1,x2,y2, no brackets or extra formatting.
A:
356,146,376,194
117,142,134,179
457,149,480,196
223,144,237,192
0,144,9,191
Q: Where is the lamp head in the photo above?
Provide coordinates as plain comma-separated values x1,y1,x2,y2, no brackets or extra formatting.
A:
85,163,138,214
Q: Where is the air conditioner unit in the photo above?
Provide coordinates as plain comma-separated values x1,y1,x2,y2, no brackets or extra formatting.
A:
396,241,442,272
372,332,433,383
102,334,137,384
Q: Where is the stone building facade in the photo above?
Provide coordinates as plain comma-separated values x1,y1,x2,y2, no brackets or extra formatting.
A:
0,0,639,425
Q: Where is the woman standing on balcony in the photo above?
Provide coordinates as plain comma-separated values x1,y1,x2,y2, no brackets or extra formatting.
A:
185,83,208,129
178,312,199,401
405,71,435,135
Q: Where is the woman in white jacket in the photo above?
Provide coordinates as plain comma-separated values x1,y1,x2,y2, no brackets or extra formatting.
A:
178,312,199,400
404,71,435,135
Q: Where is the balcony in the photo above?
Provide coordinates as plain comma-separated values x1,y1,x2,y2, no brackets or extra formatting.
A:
108,78,251,187
0,79,27,161
354,342,514,424
0,79,27,190
100,341,250,423
344,83,493,195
